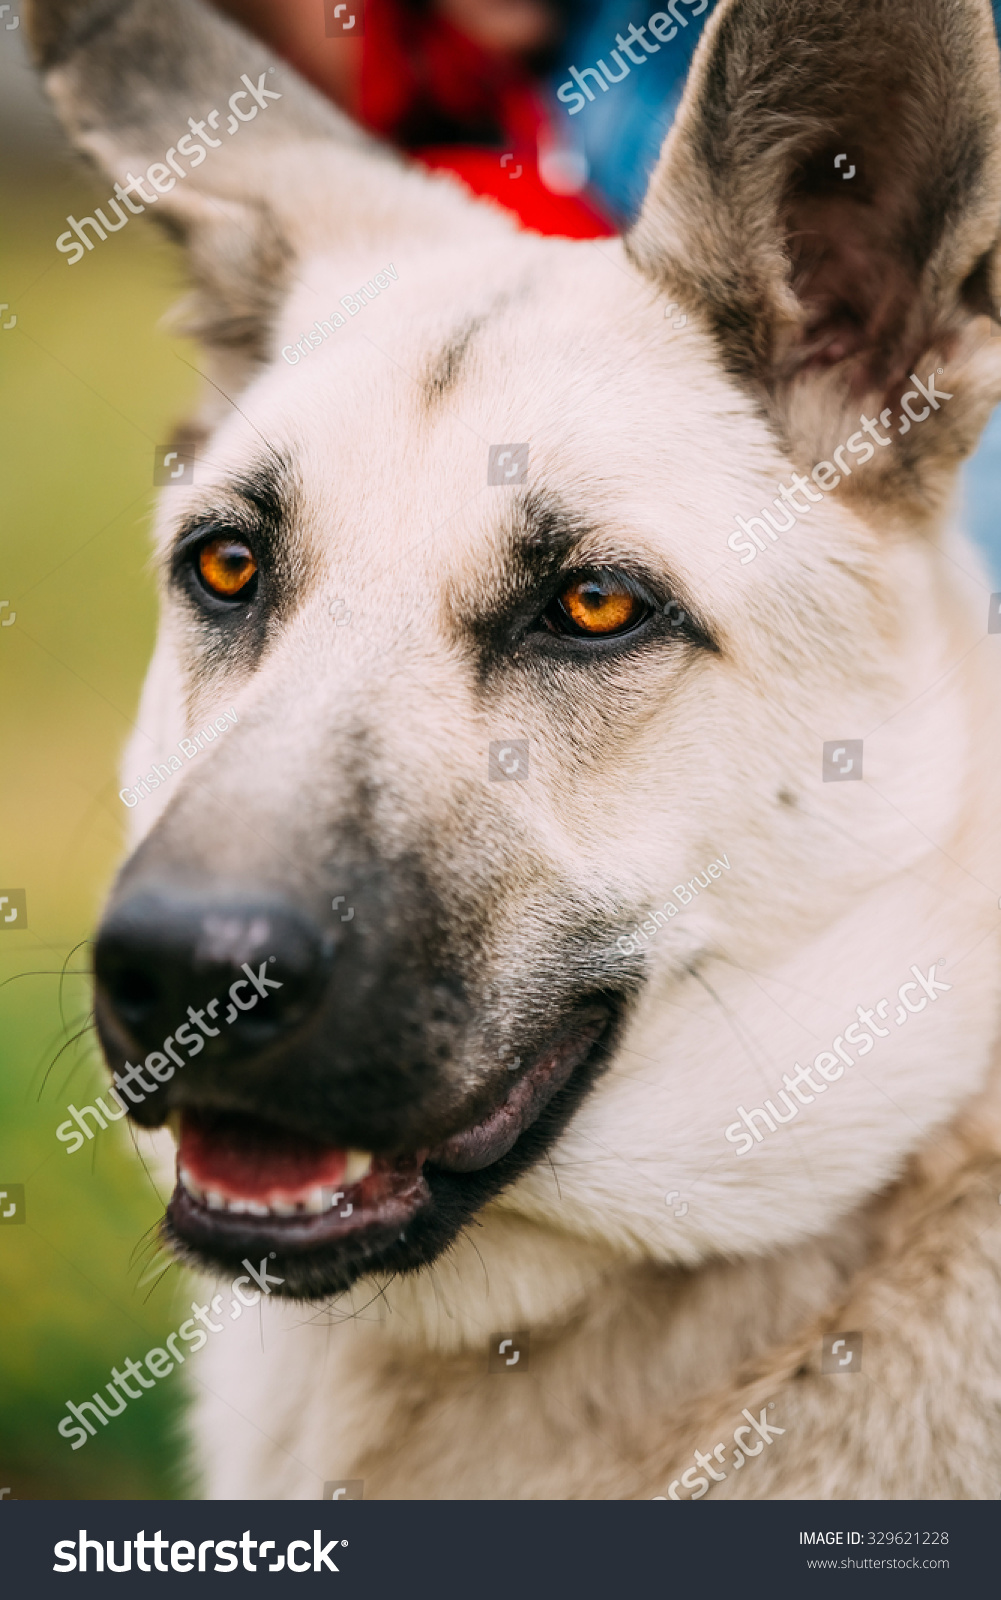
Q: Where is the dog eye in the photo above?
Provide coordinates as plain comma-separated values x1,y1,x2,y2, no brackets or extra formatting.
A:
548,574,648,638
196,536,258,600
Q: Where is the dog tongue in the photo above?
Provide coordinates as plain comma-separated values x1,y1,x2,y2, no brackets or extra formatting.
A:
178,1110,348,1199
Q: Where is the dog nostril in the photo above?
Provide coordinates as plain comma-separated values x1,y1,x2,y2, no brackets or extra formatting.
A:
102,964,160,1024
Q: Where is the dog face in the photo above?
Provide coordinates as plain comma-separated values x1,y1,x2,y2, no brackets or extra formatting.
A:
34,0,1001,1302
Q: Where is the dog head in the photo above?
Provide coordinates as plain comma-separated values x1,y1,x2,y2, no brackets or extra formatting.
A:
33,0,1001,1303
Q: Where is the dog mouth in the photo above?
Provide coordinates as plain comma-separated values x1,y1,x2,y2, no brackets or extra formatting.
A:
164,1007,615,1296
170,1109,429,1246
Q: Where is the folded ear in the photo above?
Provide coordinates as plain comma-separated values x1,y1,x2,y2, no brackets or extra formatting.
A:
27,0,481,385
628,0,1001,503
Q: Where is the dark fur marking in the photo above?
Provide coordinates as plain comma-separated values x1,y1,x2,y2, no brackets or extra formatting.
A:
27,0,132,70
420,317,487,409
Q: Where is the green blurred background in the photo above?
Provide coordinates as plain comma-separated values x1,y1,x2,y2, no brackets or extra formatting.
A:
0,34,200,1497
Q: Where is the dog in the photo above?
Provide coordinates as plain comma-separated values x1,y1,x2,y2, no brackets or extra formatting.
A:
30,0,1001,1498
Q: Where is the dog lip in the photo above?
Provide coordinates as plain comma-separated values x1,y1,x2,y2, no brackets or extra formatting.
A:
426,1017,608,1173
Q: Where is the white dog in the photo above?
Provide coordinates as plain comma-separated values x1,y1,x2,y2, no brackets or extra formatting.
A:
32,0,1001,1497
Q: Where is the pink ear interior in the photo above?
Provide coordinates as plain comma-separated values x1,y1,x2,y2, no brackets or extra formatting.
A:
778,70,996,404
782,125,923,398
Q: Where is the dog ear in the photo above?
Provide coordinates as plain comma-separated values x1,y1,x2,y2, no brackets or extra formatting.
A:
627,0,1001,501
26,0,465,382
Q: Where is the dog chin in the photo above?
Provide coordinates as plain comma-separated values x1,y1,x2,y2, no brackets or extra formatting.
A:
159,1005,619,1299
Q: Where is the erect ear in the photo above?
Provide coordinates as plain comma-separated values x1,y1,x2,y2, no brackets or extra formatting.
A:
26,0,480,394
627,0,1001,506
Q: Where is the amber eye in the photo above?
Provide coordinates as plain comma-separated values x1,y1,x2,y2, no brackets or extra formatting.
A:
197,536,257,599
554,575,646,637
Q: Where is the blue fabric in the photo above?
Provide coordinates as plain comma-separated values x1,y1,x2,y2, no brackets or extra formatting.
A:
549,0,1001,582
549,0,714,225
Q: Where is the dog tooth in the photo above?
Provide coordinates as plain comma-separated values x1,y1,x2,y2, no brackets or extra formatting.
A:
303,1187,327,1214
344,1150,373,1184
268,1199,297,1217
320,1187,337,1211
206,1191,225,1211
178,1165,205,1201
226,1198,251,1214
244,1201,270,1217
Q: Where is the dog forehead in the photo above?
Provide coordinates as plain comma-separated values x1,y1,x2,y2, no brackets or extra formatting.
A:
279,232,740,414
246,239,771,587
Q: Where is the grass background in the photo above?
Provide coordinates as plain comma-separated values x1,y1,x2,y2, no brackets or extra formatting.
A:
0,154,200,1499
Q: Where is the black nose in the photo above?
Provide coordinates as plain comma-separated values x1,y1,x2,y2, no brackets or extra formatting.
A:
93,889,331,1061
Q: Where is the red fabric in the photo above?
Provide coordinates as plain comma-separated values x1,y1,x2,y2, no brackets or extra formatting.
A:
358,0,615,239
415,146,615,238
360,0,529,141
